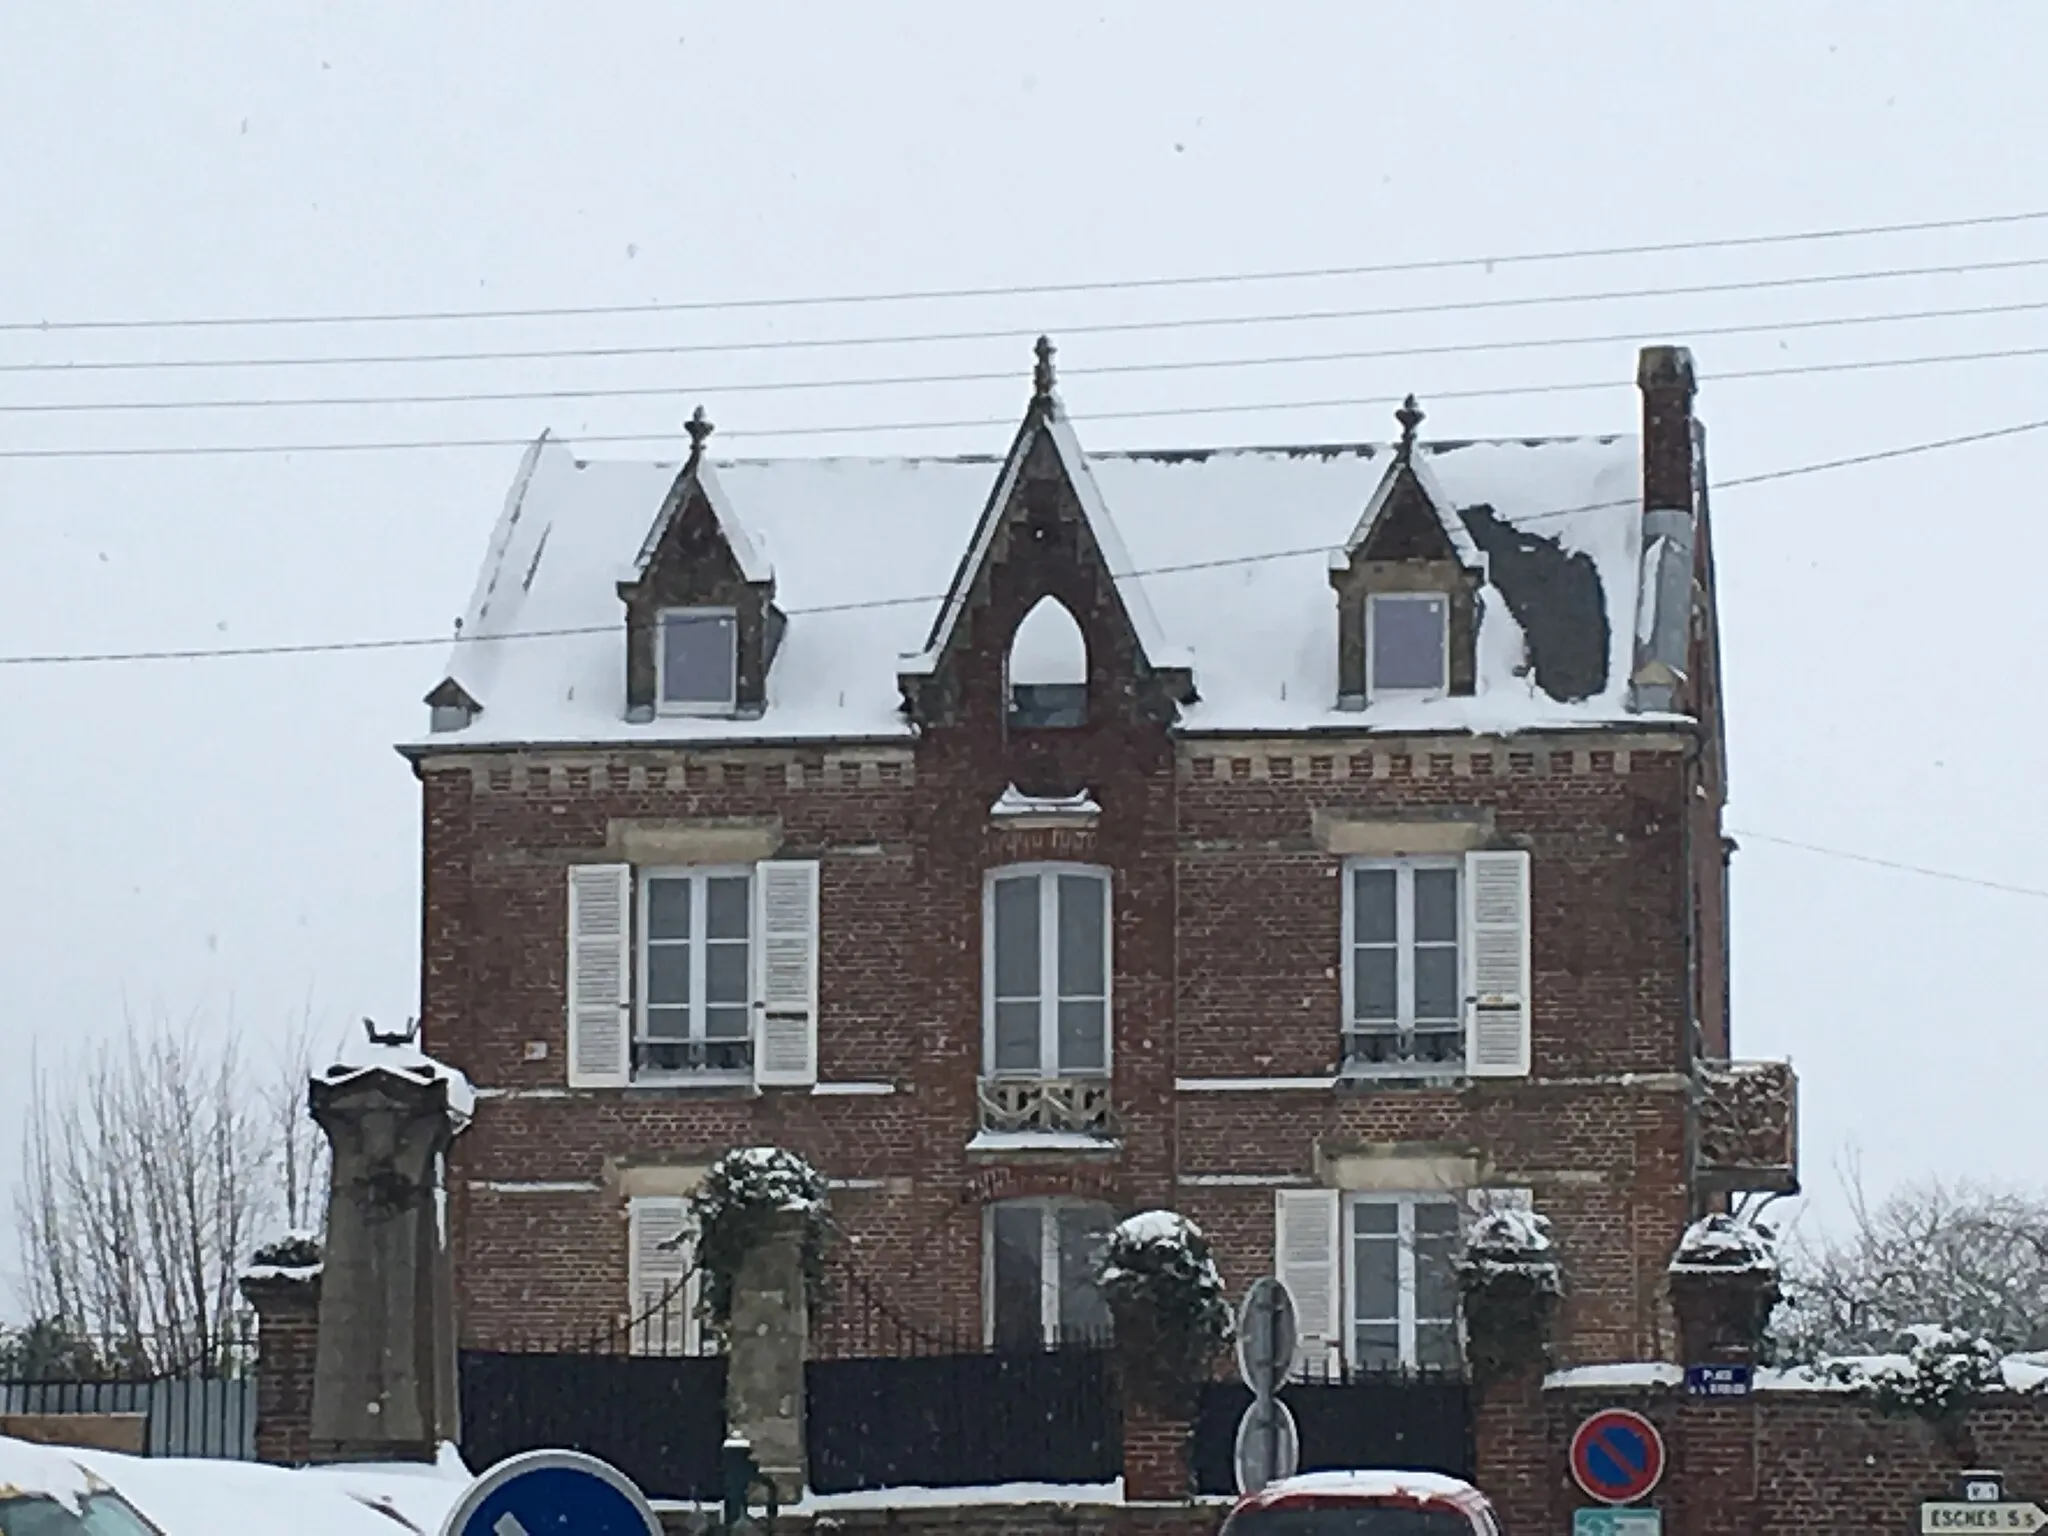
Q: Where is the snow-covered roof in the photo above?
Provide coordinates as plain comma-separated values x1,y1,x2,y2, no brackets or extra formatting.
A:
414,424,1664,751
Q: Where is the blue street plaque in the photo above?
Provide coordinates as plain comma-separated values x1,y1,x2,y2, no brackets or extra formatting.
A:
439,1449,663,1536
1683,1363,1754,1399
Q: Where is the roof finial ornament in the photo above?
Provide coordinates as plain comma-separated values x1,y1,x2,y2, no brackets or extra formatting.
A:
363,1016,420,1048
1395,393,1425,460
685,404,715,459
1033,335,1057,404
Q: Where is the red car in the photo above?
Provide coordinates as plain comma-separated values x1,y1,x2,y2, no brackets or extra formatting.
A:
1220,1471,1502,1536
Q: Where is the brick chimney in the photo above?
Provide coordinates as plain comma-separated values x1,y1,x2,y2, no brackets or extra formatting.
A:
1629,346,1699,714
1637,344,1697,514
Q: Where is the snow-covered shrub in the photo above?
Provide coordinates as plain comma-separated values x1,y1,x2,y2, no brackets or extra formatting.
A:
1828,1324,2006,1427
1672,1214,1778,1274
688,1147,831,1331
1096,1210,1232,1413
1460,1205,1562,1383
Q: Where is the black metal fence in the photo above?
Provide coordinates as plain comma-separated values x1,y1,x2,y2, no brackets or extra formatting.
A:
1192,1364,1475,1495
458,1279,727,1501
460,1351,726,1500
805,1259,1118,1494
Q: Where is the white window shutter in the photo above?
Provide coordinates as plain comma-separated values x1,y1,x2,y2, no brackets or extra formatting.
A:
627,1196,697,1356
753,859,820,1087
1275,1188,1343,1374
1464,849,1532,1078
567,863,633,1088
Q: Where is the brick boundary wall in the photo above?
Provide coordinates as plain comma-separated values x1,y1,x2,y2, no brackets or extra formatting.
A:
1480,1371,2048,1536
239,1270,321,1466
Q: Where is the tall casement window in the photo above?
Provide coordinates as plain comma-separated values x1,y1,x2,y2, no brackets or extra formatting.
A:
1345,857,1463,1071
986,1198,1114,1350
1340,850,1532,1080
984,866,1111,1078
656,607,738,714
1276,1188,1489,1374
565,860,820,1090
639,867,755,1075
1349,1194,1462,1370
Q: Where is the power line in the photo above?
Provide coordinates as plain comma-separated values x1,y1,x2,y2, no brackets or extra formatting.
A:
2,413,2041,669
14,296,2048,416
6,343,2048,459
9,206,2048,335
1730,829,2048,901
11,253,2048,375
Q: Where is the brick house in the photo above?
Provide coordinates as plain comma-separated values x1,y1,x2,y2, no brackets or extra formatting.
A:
403,339,1796,1376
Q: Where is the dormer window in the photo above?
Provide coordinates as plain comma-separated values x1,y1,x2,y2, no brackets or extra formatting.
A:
1368,593,1449,699
658,608,738,714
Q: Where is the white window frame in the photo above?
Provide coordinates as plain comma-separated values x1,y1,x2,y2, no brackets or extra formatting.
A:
654,606,739,715
981,863,1113,1081
635,864,754,1080
1341,855,1464,1076
1347,1192,1463,1371
981,1196,1115,1349
1366,591,1450,700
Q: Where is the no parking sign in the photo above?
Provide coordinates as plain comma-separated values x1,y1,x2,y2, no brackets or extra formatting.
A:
1568,1408,1665,1505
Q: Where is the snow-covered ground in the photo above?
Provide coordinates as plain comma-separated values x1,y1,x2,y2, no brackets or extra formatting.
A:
0,1436,474,1535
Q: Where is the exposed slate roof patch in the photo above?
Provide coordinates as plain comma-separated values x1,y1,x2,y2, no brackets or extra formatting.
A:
1459,504,1610,703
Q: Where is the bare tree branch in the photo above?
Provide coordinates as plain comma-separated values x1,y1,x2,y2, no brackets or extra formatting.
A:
9,1010,330,1371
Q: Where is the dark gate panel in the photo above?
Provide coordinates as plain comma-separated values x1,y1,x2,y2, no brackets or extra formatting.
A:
459,1350,726,1501
1192,1373,1475,1495
807,1349,1118,1494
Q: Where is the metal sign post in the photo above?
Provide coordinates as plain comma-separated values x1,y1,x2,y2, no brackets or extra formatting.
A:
1233,1277,1301,1496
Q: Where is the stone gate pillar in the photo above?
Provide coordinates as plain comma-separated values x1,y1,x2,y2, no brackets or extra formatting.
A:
306,1039,468,1464
726,1216,809,1502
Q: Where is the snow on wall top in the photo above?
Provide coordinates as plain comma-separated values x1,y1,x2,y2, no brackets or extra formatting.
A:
416,428,1656,750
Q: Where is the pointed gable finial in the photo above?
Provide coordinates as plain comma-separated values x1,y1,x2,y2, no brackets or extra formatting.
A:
685,404,715,461
1033,335,1058,405
1395,394,1425,461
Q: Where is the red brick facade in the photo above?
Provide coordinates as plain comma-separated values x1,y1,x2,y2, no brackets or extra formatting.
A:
412,354,1767,1374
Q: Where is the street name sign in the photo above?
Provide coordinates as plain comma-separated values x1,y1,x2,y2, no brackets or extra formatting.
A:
1920,1503,2048,1533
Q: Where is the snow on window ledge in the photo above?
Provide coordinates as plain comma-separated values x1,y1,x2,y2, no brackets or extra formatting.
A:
966,1129,1121,1154
989,784,1101,822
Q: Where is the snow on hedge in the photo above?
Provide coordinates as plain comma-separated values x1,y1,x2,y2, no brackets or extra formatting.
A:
1468,1206,1554,1259
1670,1213,1777,1275
1097,1210,1232,1352
241,1228,324,1284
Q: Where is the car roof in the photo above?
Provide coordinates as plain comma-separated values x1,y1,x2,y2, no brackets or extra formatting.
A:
1234,1470,1493,1514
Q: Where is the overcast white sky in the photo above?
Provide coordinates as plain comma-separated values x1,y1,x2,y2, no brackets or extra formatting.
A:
2,3,2044,1279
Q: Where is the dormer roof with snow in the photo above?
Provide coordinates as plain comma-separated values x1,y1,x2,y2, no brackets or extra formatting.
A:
406,345,1707,752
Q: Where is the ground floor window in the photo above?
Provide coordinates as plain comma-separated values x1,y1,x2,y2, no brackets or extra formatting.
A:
986,1198,1114,1350
1351,1194,1462,1369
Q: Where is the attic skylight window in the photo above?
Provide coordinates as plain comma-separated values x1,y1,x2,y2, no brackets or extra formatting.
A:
1368,593,1449,699
657,608,738,713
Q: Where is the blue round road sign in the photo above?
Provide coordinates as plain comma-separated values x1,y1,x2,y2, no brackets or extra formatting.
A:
440,1449,662,1536
1569,1409,1665,1505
